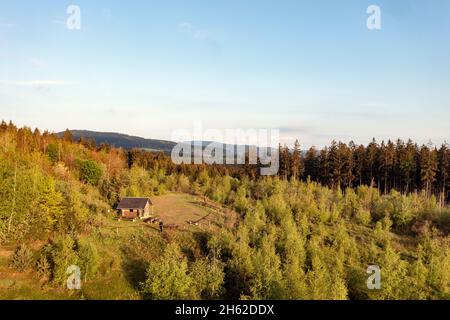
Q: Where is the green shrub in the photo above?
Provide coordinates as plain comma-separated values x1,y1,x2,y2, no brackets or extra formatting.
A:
77,240,100,281
189,258,224,299
46,143,60,163
140,243,192,299
78,159,103,186
355,208,372,226
50,235,78,285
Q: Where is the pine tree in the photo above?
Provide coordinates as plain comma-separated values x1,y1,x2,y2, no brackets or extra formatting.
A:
365,138,380,190
437,143,449,206
318,147,330,186
290,140,302,181
303,147,318,181
328,141,341,189
341,142,354,188
398,140,417,193
352,144,365,186
278,144,290,180
380,140,396,194
420,143,438,197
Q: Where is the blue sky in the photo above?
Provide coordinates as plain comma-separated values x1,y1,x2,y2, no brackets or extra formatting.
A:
0,0,449,147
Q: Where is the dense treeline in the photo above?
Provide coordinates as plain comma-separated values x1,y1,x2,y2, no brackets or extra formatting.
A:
277,139,449,204
0,121,449,300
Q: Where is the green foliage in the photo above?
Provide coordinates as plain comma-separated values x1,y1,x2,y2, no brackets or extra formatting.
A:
243,202,267,247
78,159,103,186
419,233,450,295
368,245,409,300
46,143,59,163
59,183,89,232
355,208,372,226
306,237,348,300
77,240,100,282
177,174,191,193
140,243,192,300
189,257,225,299
388,191,414,230
233,185,250,214
50,235,78,286
37,177,64,232
248,232,283,299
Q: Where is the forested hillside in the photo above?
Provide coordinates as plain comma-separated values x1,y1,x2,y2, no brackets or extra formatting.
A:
56,130,177,153
0,121,449,300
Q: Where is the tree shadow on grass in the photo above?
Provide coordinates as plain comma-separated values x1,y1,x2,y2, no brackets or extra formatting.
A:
120,253,147,296
118,232,166,298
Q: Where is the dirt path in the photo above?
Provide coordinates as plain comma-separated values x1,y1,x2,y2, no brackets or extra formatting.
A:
0,247,13,259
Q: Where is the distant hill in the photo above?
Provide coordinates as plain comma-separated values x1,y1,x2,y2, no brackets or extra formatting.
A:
57,130,177,153
58,130,278,158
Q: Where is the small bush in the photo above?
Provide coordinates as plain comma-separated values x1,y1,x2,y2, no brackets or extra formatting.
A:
36,255,51,279
355,208,372,226
10,244,34,272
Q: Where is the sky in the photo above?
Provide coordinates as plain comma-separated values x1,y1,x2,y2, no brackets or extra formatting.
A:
0,0,449,147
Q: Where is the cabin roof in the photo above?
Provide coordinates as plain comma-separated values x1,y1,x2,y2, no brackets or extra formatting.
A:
117,197,152,210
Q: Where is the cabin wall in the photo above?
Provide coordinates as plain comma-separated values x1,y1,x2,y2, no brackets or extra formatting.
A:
143,203,151,217
121,209,138,219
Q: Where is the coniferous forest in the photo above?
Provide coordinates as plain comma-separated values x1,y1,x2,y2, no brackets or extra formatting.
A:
0,121,449,300
279,139,449,203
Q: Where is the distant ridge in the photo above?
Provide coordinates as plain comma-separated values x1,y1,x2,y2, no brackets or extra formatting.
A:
57,130,278,157
57,130,177,153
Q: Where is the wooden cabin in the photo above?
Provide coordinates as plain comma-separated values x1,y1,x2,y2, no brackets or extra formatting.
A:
116,197,153,219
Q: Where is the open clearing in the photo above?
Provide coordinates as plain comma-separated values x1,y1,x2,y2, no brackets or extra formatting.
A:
150,193,237,230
